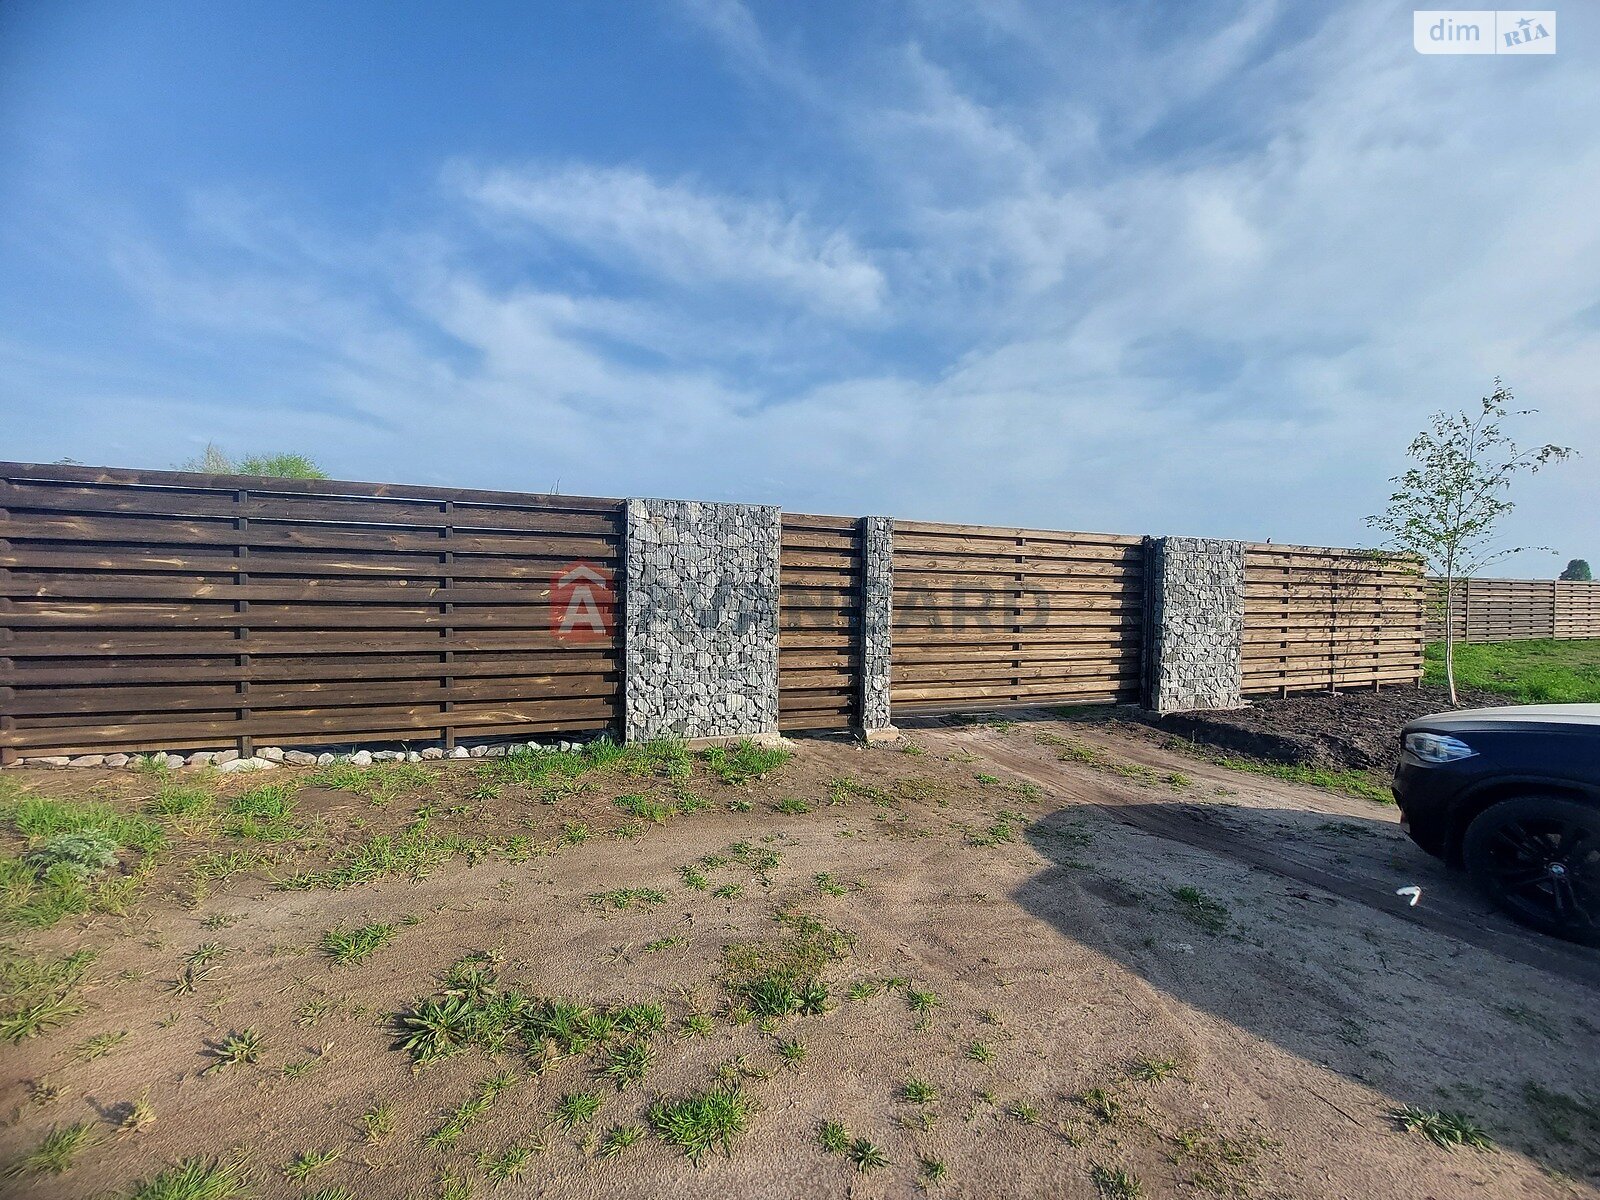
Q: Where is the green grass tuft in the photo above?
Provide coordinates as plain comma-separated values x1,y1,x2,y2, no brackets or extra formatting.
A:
648,1084,752,1160
1391,1104,1495,1150
320,922,397,964
701,741,791,785
127,1155,251,1200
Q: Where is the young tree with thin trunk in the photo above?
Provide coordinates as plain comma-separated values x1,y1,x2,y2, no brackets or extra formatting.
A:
1365,379,1572,705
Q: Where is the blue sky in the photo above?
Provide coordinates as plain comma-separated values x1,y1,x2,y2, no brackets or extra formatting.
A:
1,1,1595,570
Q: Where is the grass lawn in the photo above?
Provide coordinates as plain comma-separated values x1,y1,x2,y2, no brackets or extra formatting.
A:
1425,638,1600,704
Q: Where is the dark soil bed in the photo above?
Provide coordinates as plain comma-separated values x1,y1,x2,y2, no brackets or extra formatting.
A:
1139,683,1512,774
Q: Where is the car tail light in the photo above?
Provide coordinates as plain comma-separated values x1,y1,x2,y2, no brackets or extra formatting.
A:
1404,732,1477,763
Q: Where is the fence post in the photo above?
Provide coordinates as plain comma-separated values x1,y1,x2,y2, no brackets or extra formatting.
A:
1141,537,1245,713
857,517,895,741
621,499,781,743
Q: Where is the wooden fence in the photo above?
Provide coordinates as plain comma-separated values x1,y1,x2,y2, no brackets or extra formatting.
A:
889,520,1145,716
1426,577,1600,643
0,462,623,761
1241,544,1426,696
777,514,862,731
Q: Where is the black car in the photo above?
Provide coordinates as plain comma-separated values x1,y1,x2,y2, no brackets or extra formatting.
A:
1393,704,1600,945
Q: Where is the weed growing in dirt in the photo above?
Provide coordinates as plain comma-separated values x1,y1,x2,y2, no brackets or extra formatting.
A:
648,1085,751,1160
775,797,810,814
435,1172,472,1200
1132,1056,1181,1082
117,1096,155,1133
282,1148,341,1181
776,1037,806,1067
147,784,216,820
551,1090,602,1130
203,1028,261,1074
702,741,791,785
644,934,686,952
309,761,432,805
362,1101,395,1144
0,948,95,1043
223,784,303,840
1521,1081,1600,1145
714,883,742,900
614,795,674,823
127,1154,250,1200
431,1073,516,1146
813,873,850,896
679,865,709,889
1172,887,1229,934
478,1143,539,1181
906,986,940,1014
1078,1087,1121,1123
970,810,1028,846
282,819,486,889
598,1040,653,1089
681,1012,714,1038
1010,1101,1040,1124
321,922,397,965
74,1029,128,1059
902,1077,938,1103
1391,1105,1494,1150
598,1123,644,1158
847,1137,890,1171
967,1040,994,1063
590,887,667,910
1090,1163,1143,1199
921,1157,947,1184
2,794,164,851
847,980,881,1001
560,822,590,845
6,1122,93,1176
819,1120,850,1152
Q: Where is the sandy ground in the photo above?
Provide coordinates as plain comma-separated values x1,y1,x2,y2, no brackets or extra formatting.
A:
2,718,1597,1200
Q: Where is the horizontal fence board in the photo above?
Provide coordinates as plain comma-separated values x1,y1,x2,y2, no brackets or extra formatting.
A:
778,514,861,732
1425,577,1600,643
1242,546,1425,697
0,462,624,755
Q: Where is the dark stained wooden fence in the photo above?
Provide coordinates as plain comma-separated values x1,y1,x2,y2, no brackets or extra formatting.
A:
890,521,1144,716
0,462,622,761
1242,544,1425,696
1426,577,1600,643
777,514,862,731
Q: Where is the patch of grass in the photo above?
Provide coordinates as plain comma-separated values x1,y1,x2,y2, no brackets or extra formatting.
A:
846,1137,889,1172
649,1085,752,1160
1078,1087,1121,1123
590,887,668,910
1089,1163,1143,1199
902,1077,938,1103
713,883,742,900
847,980,881,1002
127,1155,250,1200
362,1101,395,1144
1171,886,1229,935
1132,1056,1181,1083
1173,742,1393,804
308,760,433,805
74,1029,129,1060
644,933,686,952
702,741,791,785
281,819,485,889
970,810,1027,847
222,783,304,841
6,1122,93,1176
1426,638,1600,704
321,921,397,964
1522,1082,1600,1145
613,794,674,823
597,1123,644,1159
966,1040,994,1064
203,1028,262,1074
906,986,940,1014
436,1172,472,1200
430,1073,516,1147
819,1120,850,1152
1391,1104,1495,1150
921,1156,947,1184
776,1037,806,1067
1,794,165,851
478,1143,538,1182
775,796,810,814
680,1012,714,1038
551,1090,603,1130
813,872,849,897
559,821,590,845
598,1039,652,1089
0,947,96,1043
282,1148,341,1182
679,865,710,890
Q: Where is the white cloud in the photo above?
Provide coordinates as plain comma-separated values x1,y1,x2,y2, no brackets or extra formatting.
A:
458,163,885,317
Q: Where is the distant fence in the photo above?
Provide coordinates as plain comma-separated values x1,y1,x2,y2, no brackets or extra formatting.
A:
1426,577,1600,643
1242,545,1427,696
1,460,1434,761
0,462,622,759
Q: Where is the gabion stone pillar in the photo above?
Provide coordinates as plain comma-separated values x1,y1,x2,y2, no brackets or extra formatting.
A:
1143,536,1245,713
623,499,781,742
858,516,896,739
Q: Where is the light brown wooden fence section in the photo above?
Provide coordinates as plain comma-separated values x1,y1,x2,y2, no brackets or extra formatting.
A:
0,462,623,760
890,521,1144,716
1242,544,1425,696
778,514,861,731
1426,577,1600,643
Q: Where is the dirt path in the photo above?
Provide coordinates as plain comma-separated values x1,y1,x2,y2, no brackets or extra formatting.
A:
2,731,1597,1199
915,717,1600,990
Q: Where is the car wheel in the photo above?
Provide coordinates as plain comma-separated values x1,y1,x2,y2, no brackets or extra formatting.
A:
1462,795,1600,946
